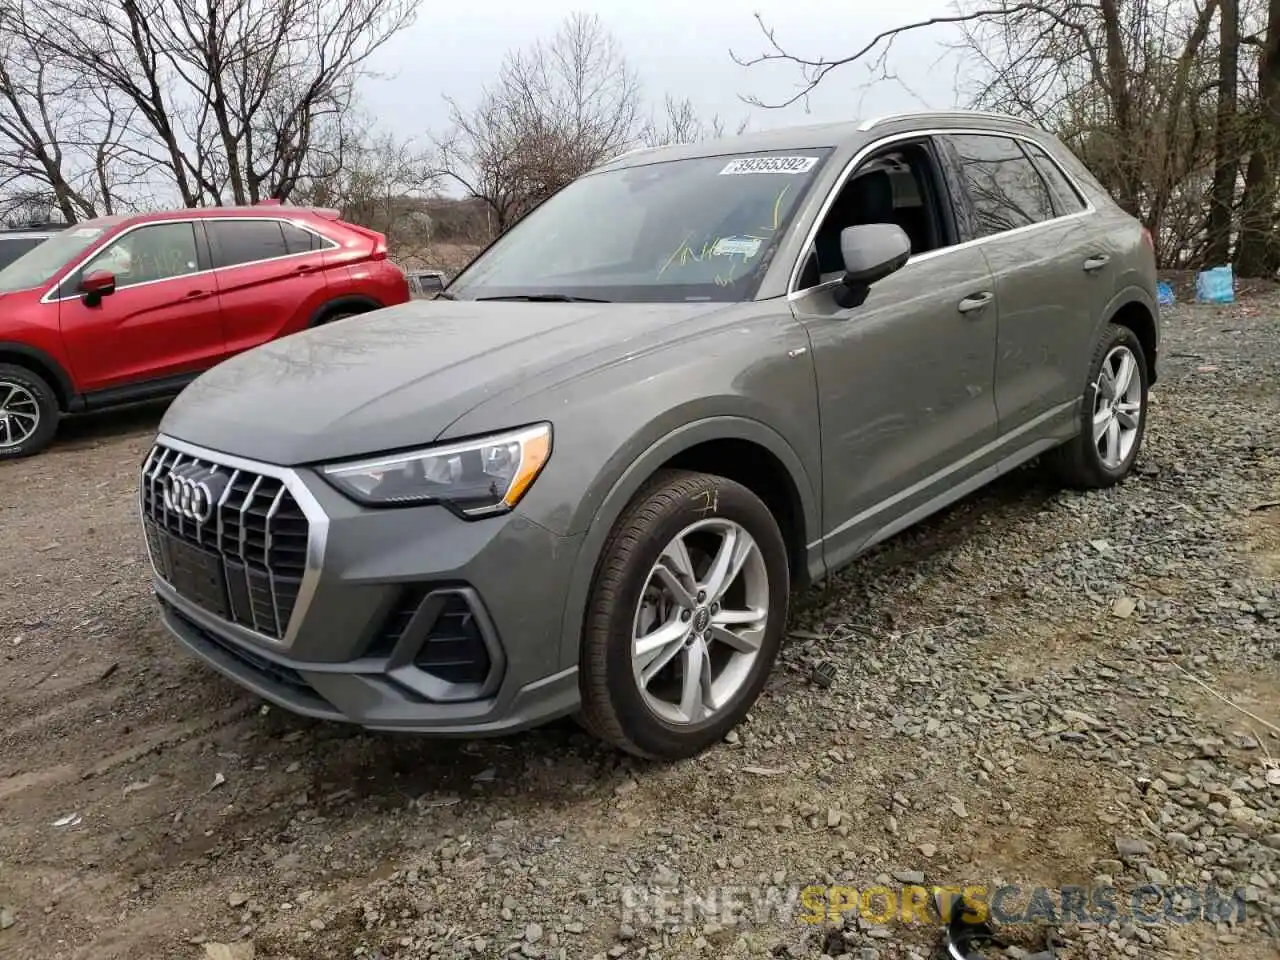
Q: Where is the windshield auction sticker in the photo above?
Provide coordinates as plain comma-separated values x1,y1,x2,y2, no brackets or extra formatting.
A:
718,156,819,175
711,237,763,258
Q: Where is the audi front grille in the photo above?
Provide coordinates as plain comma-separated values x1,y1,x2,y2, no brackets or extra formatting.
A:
140,442,311,641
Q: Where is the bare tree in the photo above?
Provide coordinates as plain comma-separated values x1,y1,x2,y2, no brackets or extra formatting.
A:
1205,0,1241,264
1235,0,1280,277
294,114,435,250
731,1,1280,271
5,0,417,208
0,4,143,221
434,12,643,235
637,94,749,147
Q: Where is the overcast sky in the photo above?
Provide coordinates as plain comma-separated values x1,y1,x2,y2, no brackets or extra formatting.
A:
360,0,974,142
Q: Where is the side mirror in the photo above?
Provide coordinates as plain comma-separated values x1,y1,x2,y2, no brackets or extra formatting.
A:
79,269,116,305
834,224,911,308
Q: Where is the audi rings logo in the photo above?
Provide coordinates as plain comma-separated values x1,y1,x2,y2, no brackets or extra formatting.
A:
162,464,230,524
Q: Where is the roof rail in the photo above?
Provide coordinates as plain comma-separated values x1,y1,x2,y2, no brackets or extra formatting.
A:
600,145,661,167
0,221,66,232
857,110,1034,132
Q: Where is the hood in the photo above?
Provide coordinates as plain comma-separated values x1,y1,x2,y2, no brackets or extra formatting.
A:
160,298,730,464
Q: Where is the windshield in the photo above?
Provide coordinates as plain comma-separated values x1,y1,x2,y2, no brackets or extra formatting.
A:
448,149,834,303
0,219,124,294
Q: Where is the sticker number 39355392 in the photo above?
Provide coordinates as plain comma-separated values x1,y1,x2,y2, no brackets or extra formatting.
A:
718,156,819,175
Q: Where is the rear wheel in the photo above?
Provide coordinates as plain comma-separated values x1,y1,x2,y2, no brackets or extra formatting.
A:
0,363,59,459
1047,323,1149,488
577,469,790,760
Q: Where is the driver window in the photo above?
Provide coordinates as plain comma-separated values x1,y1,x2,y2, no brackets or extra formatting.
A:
82,222,200,290
797,142,950,290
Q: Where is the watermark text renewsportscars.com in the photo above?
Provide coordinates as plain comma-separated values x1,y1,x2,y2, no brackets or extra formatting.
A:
619,883,1248,929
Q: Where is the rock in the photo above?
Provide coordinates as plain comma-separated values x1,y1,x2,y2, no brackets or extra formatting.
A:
203,944,254,960
1115,837,1152,859
1112,596,1137,618
828,808,843,828
893,871,925,885
228,892,249,909
969,693,991,710
0,906,14,930
525,923,543,943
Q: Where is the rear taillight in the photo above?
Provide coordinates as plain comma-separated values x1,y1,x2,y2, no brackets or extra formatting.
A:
371,233,387,261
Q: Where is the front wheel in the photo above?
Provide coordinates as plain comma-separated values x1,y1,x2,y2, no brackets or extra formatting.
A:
577,469,790,760
0,364,60,459
1047,322,1150,488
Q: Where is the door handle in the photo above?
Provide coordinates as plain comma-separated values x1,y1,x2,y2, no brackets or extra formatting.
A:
957,292,994,314
1083,255,1110,272
180,289,210,300
295,264,318,274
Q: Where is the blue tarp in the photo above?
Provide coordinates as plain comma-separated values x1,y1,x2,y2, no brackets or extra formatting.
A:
1195,265,1234,304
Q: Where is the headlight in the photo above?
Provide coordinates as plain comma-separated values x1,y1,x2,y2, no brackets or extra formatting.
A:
320,423,552,516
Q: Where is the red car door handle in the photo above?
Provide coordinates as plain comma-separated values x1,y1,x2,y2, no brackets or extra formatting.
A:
181,289,210,300
295,264,318,274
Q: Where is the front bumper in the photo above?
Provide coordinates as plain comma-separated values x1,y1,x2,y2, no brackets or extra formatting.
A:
140,434,583,734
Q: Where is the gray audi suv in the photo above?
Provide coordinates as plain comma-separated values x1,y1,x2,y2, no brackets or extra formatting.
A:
139,111,1159,759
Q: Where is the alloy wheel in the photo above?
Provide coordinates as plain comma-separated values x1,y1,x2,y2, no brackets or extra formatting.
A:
1092,345,1143,469
631,518,770,725
0,381,40,449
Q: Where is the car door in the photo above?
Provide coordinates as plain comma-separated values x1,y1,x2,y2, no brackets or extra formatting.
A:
205,218,332,355
57,220,226,392
788,137,1000,571
934,132,1115,436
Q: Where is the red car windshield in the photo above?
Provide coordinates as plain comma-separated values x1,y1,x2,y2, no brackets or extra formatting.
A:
0,219,125,294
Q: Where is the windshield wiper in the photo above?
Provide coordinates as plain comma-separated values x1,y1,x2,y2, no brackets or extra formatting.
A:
475,293,611,303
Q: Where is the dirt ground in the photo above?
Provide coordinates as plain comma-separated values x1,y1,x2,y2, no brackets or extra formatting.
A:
1,289,1278,960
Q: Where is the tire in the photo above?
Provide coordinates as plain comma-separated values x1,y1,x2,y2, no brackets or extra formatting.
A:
1047,322,1150,489
577,468,790,760
317,311,355,326
0,363,59,460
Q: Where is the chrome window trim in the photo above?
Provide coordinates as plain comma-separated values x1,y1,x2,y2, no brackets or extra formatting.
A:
785,126,1098,302
138,433,330,650
40,215,339,304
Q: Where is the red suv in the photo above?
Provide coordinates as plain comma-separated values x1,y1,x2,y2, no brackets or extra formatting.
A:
0,202,410,458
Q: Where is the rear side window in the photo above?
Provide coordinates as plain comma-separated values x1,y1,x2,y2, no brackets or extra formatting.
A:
940,133,1056,238
1021,142,1087,215
281,222,325,254
0,237,41,270
208,220,290,267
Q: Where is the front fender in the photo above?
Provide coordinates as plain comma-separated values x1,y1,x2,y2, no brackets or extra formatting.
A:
435,304,823,673
553,414,822,670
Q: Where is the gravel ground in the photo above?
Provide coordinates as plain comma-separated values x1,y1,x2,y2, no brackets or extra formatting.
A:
0,289,1278,960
